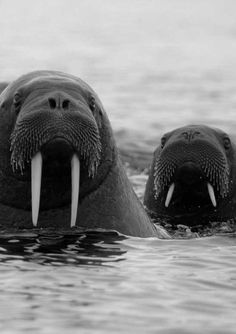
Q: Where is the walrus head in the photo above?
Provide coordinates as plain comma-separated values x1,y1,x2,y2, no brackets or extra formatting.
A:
144,125,236,224
0,71,114,228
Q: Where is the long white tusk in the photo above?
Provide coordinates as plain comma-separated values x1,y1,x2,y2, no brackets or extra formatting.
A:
71,154,80,227
31,152,43,227
165,183,175,208
207,182,217,207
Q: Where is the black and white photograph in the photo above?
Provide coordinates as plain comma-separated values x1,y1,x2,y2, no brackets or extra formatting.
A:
0,0,236,333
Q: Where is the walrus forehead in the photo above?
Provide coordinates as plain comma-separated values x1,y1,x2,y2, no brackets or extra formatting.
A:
165,128,224,147
18,80,89,104
0,72,95,107
20,89,89,114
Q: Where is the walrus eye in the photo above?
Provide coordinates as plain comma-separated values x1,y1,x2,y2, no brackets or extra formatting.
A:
223,137,231,150
13,92,22,114
161,136,166,149
89,96,96,112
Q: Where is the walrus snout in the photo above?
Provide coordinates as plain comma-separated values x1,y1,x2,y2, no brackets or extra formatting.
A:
176,162,204,186
41,138,74,161
10,93,102,174
163,160,218,209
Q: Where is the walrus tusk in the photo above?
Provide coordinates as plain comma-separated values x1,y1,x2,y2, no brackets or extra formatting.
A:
207,182,217,207
165,183,175,207
71,154,80,227
31,152,42,227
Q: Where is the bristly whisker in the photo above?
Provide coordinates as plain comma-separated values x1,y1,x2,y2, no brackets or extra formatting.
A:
10,112,102,177
153,149,230,199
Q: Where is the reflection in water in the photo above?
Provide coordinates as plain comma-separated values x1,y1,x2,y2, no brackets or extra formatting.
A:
0,232,235,334
0,231,127,266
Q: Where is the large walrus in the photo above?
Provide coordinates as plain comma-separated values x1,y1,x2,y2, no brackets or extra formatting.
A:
144,125,236,225
0,71,168,238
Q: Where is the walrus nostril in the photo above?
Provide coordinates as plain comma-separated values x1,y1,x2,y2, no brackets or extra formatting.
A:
62,99,69,110
48,97,70,110
181,130,201,142
48,98,56,109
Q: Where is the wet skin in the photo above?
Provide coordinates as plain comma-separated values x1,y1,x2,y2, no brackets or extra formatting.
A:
0,71,168,238
144,125,236,226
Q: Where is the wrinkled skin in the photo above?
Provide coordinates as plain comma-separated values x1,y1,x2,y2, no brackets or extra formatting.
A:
0,71,165,238
144,125,236,226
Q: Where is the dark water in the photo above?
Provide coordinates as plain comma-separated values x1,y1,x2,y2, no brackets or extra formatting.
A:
1,0,236,333
0,232,236,334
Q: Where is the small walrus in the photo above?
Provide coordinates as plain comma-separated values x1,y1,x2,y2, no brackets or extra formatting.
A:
144,125,236,225
0,70,168,238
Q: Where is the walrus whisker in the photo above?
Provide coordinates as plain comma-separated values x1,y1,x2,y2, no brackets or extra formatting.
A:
153,145,230,199
71,154,80,228
10,113,102,178
31,151,42,226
